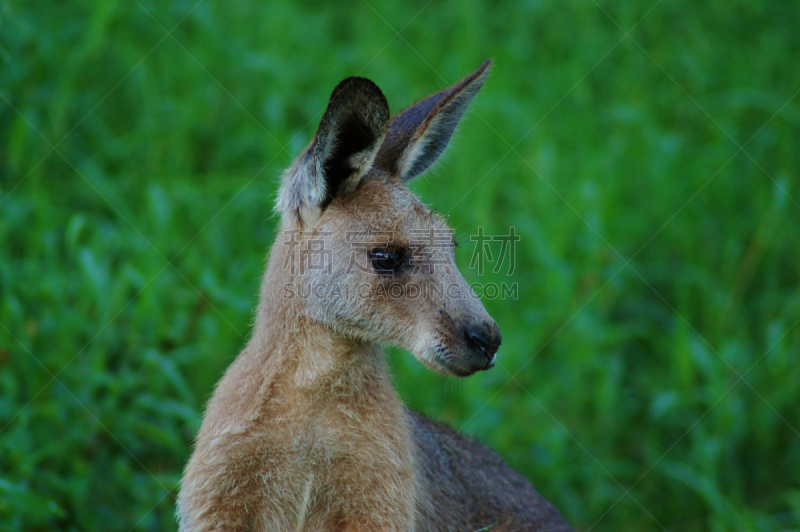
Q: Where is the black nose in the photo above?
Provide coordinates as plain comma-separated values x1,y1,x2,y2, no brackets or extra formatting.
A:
464,322,502,366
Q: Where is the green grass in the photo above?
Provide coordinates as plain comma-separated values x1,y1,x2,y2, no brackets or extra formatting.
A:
2,0,800,530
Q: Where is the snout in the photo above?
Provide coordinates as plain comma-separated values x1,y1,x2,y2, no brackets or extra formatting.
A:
415,318,503,377
463,321,502,371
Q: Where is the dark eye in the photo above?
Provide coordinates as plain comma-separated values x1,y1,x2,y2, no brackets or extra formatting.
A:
370,247,407,274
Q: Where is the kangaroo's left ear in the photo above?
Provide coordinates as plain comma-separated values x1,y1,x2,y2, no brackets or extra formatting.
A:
375,60,491,182
277,76,389,227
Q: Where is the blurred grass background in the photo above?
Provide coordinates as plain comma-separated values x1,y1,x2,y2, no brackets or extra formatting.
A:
1,0,800,530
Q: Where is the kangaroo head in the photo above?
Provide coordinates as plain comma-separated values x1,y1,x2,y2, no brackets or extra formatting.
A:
275,60,499,377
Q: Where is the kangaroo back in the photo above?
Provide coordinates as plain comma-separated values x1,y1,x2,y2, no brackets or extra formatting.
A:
411,412,571,531
178,60,572,532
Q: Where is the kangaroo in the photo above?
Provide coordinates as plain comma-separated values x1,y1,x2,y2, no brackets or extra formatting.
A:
177,60,573,532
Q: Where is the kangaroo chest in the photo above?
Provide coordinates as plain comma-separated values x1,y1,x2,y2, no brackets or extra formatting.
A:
257,364,419,530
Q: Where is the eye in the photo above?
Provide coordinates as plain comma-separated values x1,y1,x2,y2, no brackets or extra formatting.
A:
370,247,407,274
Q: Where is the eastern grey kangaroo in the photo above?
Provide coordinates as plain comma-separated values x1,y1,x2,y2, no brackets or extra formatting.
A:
178,60,573,532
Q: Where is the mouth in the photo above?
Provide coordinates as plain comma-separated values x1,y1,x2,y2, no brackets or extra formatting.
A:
416,346,494,377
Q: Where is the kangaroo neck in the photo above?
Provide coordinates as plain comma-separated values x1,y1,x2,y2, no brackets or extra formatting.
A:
250,237,386,392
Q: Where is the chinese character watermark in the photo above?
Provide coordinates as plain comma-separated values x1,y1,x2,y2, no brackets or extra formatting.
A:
469,226,519,276
281,226,521,281
282,229,333,274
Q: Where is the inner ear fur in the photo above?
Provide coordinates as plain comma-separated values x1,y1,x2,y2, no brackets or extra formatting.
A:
313,77,390,207
277,76,389,226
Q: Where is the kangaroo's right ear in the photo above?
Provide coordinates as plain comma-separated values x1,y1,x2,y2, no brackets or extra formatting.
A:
375,60,490,182
277,77,389,227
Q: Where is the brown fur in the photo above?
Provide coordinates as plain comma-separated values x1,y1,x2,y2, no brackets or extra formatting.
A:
178,61,573,531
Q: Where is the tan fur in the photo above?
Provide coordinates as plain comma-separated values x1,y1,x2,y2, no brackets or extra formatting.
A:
178,62,572,532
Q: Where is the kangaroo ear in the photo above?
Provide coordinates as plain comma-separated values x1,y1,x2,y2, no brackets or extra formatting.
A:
375,60,490,182
278,77,389,226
